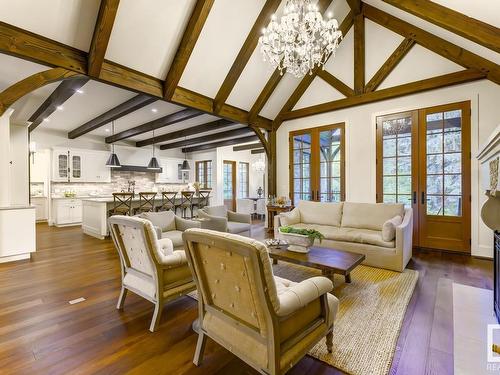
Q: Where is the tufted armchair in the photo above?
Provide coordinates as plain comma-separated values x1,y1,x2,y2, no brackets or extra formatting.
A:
183,228,339,374
109,216,196,332
198,205,252,235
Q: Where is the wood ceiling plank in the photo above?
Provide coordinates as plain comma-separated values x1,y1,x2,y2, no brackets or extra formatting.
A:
164,0,215,100
182,134,259,153
88,0,120,78
213,0,281,113
383,0,500,54
159,126,252,150
353,13,365,94
363,4,500,85
105,108,202,143
251,148,265,154
345,0,361,14
138,118,235,147
364,37,415,93
28,76,90,132
317,70,355,97
281,69,485,121
68,94,156,139
233,142,263,151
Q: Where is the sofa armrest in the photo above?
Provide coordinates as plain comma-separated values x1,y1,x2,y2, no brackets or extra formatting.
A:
198,210,228,232
273,214,282,238
175,216,201,232
276,276,333,317
153,225,162,239
228,210,252,224
152,238,188,268
395,208,413,271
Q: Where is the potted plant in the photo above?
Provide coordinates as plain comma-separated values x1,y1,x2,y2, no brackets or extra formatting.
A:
277,226,325,253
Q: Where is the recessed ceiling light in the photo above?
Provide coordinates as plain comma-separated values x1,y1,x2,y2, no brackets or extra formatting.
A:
105,128,110,132
76,89,84,94
43,118,50,122
151,108,158,113
56,105,64,111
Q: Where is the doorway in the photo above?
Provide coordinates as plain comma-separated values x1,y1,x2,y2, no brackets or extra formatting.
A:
376,101,471,253
223,160,236,211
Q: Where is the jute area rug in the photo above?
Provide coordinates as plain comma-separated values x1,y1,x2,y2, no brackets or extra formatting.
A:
188,262,418,375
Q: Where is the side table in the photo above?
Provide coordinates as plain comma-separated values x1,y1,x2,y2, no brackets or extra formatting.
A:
266,205,294,233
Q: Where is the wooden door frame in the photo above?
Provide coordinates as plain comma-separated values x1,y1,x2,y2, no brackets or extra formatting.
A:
223,160,236,211
289,122,346,204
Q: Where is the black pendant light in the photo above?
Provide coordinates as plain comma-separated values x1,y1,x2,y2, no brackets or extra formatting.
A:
106,120,121,168
147,129,161,170
180,136,190,171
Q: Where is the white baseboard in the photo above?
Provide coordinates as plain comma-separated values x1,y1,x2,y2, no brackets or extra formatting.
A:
0,253,31,263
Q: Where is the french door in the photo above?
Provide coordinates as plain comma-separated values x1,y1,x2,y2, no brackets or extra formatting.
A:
223,160,236,211
376,101,471,252
289,123,345,204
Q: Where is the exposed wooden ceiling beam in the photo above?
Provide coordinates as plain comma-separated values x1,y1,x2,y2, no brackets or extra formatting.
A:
233,142,264,151
346,0,361,14
213,0,281,113
105,108,202,143
363,4,500,85
164,0,215,100
382,0,500,54
88,0,120,78
160,127,253,150
68,94,156,139
137,118,235,147
364,37,415,92
317,70,355,97
353,13,365,94
182,135,259,153
28,76,89,132
281,69,485,121
251,148,265,154
0,20,272,130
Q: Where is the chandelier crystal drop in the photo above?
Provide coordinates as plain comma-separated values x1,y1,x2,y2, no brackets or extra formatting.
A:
259,0,342,78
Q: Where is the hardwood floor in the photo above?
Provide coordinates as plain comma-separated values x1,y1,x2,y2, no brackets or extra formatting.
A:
0,222,492,374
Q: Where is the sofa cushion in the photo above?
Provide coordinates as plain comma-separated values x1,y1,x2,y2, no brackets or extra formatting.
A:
280,208,301,226
227,221,251,234
382,215,403,241
297,200,343,227
341,202,404,231
161,230,184,248
205,205,228,218
141,211,176,232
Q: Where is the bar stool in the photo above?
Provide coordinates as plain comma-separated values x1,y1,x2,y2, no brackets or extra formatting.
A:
156,192,178,212
197,190,211,211
133,192,157,214
179,191,195,219
109,193,134,216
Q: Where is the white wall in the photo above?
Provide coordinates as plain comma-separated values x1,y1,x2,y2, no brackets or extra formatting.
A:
10,124,29,205
0,109,14,206
277,79,500,258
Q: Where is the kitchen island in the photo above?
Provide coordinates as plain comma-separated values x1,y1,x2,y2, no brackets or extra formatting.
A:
82,195,209,239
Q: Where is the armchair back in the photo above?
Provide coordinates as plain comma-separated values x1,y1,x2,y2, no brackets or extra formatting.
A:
202,205,228,218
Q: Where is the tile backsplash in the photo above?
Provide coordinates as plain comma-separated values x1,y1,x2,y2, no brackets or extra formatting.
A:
52,171,189,197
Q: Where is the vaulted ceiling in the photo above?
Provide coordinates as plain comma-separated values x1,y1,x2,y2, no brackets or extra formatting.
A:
0,0,498,150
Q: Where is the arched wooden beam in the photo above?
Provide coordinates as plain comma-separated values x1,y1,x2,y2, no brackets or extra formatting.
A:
0,68,81,116
249,126,270,157
249,126,277,196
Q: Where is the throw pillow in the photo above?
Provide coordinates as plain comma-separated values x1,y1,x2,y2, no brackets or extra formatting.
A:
280,208,300,226
141,211,176,232
382,215,402,241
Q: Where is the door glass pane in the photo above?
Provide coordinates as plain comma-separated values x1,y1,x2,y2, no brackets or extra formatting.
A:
292,133,312,202
381,116,413,208
318,127,342,202
72,156,81,178
425,109,463,216
223,163,233,200
58,154,68,178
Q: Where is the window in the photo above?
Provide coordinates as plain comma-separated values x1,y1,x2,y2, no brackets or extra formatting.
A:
289,123,345,204
238,162,249,198
195,160,212,189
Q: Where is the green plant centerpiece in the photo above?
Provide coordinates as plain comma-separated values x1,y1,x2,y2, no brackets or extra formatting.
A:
277,226,324,253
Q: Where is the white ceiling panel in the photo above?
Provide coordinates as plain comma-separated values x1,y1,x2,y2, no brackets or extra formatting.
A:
324,27,354,88
105,0,196,79
30,80,135,133
259,74,301,119
0,0,100,51
179,0,266,98
293,77,345,110
431,0,499,27
10,82,59,125
0,54,50,92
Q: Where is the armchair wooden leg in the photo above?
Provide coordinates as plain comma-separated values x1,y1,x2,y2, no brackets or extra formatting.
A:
149,301,164,332
116,287,128,310
326,330,333,353
193,331,207,366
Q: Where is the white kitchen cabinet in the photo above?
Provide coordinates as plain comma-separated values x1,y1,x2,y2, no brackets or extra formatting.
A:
52,149,70,182
155,158,192,183
53,199,82,226
52,148,110,183
83,151,111,182
32,197,48,221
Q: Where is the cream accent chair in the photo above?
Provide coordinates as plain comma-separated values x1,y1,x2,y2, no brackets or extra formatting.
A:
198,205,252,235
109,216,196,332
236,198,255,217
183,228,339,374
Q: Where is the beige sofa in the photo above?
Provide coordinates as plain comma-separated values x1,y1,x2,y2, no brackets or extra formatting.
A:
274,201,413,272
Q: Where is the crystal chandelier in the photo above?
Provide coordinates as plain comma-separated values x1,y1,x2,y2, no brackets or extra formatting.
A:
259,0,342,78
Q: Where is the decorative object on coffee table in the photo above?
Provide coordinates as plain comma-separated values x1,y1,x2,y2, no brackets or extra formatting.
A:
267,246,365,285
277,226,324,253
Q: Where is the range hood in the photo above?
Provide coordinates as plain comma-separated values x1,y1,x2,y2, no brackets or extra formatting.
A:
114,165,163,173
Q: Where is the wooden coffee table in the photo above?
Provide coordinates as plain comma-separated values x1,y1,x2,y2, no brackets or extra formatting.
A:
267,246,366,285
